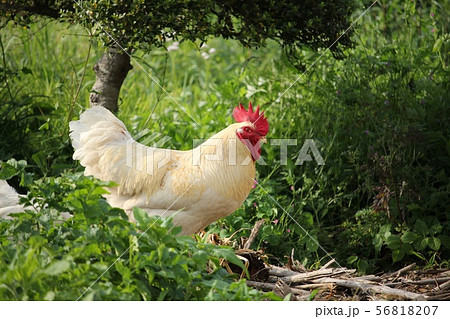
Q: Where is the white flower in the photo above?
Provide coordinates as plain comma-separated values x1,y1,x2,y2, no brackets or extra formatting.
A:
201,52,210,59
208,48,216,54
200,43,209,49
167,42,179,51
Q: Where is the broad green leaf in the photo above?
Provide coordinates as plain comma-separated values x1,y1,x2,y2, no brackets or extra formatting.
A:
429,224,442,236
415,237,429,250
147,269,155,284
401,231,418,244
428,237,441,251
347,255,358,264
373,234,383,253
386,235,402,250
357,259,368,272
392,249,405,263
0,163,19,180
402,243,413,254
133,207,151,226
192,250,208,264
306,237,319,252
91,186,109,196
414,220,428,236
43,260,71,276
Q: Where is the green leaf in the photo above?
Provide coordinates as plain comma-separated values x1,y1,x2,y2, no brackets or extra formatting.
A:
406,203,421,213
438,235,450,249
213,246,249,279
91,186,109,196
133,207,151,226
392,249,405,263
43,260,71,276
147,269,155,284
401,231,418,244
302,212,314,227
192,250,208,264
429,224,442,236
31,151,47,174
308,289,319,301
347,255,358,265
415,237,429,250
386,235,402,250
432,37,444,52
306,237,319,252
0,163,19,180
401,243,413,254
357,259,369,272
373,234,383,253
20,171,34,186
414,220,428,236
428,237,441,251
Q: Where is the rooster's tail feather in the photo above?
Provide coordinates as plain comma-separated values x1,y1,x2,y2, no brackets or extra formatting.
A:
69,106,133,179
0,180,25,218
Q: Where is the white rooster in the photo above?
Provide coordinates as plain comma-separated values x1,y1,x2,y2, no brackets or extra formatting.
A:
69,103,269,235
0,103,269,235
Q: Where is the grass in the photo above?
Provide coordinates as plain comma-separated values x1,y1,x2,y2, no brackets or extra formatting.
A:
0,0,449,300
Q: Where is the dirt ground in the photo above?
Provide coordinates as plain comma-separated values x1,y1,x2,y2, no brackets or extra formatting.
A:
205,222,450,301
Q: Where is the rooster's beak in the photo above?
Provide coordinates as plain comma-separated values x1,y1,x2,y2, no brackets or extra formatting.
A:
260,137,267,144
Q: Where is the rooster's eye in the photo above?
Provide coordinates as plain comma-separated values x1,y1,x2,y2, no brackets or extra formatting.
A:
244,127,252,133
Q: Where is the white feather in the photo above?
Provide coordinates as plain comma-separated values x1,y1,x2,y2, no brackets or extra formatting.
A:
0,180,72,220
0,180,25,218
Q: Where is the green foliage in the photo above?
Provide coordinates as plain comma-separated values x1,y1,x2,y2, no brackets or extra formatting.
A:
0,34,76,179
0,163,275,300
0,0,449,297
204,0,450,271
2,0,355,67
320,0,450,270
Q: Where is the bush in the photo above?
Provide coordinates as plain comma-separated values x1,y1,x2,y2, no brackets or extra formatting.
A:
207,0,450,272
0,162,276,300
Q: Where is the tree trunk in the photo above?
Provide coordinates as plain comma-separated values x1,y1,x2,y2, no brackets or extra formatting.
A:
90,47,132,113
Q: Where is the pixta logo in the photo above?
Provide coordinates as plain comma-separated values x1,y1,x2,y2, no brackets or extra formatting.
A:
125,130,325,175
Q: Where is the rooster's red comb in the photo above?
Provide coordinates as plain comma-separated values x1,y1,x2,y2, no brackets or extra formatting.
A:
233,102,269,136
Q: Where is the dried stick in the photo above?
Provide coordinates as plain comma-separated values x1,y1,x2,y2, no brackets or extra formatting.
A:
390,263,416,279
269,265,301,277
246,280,310,296
293,283,335,290
320,259,336,270
409,277,450,285
316,278,426,300
243,219,265,250
385,277,450,287
432,279,450,292
281,268,356,284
